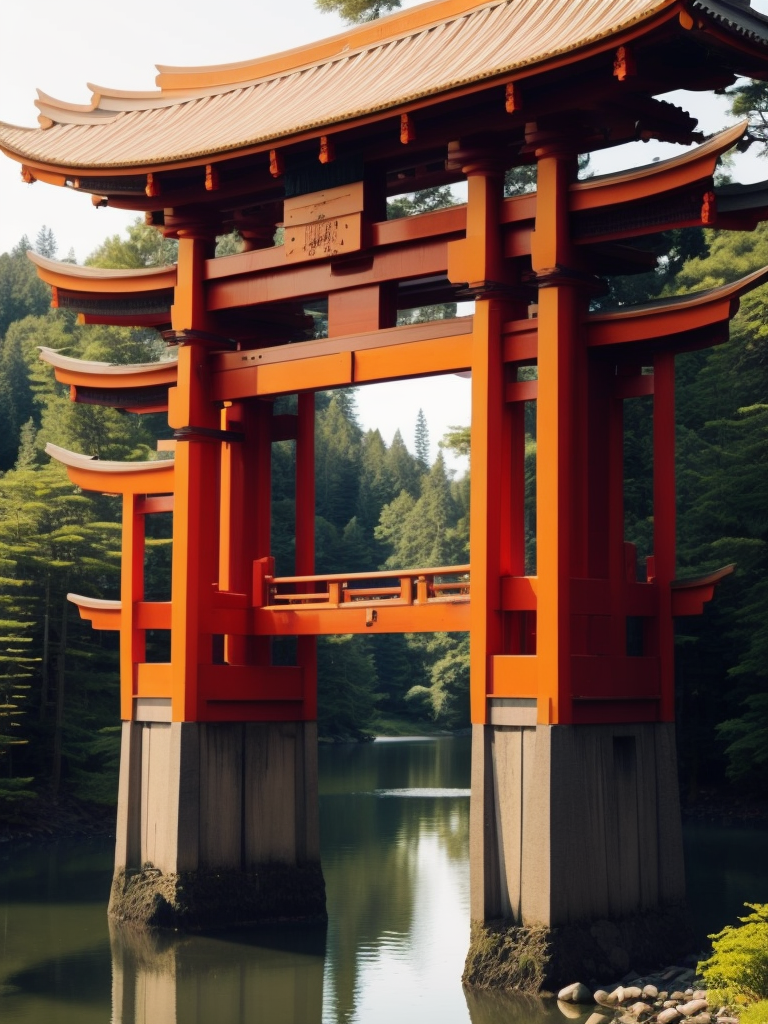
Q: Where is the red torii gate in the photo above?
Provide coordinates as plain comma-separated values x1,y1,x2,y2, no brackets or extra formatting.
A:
3,0,768,983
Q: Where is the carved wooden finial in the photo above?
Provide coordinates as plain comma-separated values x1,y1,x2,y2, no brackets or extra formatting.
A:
400,113,416,144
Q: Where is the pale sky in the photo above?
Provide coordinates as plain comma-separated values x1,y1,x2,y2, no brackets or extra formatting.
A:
2,0,768,468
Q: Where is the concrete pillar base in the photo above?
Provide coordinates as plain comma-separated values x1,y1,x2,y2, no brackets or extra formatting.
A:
463,906,694,992
109,862,327,929
467,720,691,988
109,719,325,929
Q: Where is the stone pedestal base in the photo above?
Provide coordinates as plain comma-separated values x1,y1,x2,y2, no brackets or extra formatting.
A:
466,721,690,988
109,719,325,929
463,906,694,992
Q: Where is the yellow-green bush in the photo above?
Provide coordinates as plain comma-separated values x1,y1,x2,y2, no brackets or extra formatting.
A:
739,1000,768,1024
698,904,768,1005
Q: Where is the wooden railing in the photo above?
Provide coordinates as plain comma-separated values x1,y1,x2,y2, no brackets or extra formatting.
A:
264,565,470,608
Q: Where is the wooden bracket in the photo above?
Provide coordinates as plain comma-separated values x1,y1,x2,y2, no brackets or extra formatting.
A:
145,173,161,198
613,46,636,82
319,135,335,164
205,164,220,191
505,83,522,113
400,113,416,144
269,149,284,177
701,189,716,225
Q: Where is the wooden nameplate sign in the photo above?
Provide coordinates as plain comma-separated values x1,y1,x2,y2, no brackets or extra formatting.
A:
283,182,364,263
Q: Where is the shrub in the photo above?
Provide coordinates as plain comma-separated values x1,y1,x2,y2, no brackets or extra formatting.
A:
698,904,768,1004
739,1000,768,1024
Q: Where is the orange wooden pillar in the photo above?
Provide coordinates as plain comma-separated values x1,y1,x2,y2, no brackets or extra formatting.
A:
463,132,688,956
296,391,317,720
120,492,146,722
529,139,589,726
167,231,222,722
449,149,519,725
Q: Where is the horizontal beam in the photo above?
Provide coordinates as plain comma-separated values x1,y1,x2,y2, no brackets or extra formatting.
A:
253,601,469,635
211,319,473,399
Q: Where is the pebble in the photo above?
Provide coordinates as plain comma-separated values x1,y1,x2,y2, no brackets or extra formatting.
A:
550,963,739,1024
657,1010,682,1024
558,981,595,1004
679,1001,708,1017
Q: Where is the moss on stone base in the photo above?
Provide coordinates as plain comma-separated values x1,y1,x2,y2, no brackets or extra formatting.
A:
463,922,550,993
109,862,327,930
464,906,695,992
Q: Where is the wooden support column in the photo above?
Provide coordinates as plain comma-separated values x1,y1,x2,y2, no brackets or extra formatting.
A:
448,148,520,725
168,230,221,722
120,493,145,721
296,392,317,720
529,134,591,725
653,351,676,721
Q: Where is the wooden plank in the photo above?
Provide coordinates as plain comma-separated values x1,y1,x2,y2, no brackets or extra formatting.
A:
353,334,471,383
206,238,449,310
502,319,538,362
253,600,469,635
213,351,353,400
490,655,538,698
283,182,365,225
284,213,363,264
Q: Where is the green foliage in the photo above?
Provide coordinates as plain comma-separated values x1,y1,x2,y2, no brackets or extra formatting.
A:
414,408,430,469
440,425,471,460
716,693,768,786
317,635,380,739
698,904,768,1005
387,186,457,219
315,0,400,22
86,217,178,269
727,79,768,153
406,633,469,727
0,236,50,339
739,1000,768,1024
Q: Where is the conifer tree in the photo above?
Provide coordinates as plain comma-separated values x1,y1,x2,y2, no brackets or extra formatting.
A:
414,408,430,469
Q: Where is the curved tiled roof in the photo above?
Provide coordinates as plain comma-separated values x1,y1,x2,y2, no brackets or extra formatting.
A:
0,0,688,171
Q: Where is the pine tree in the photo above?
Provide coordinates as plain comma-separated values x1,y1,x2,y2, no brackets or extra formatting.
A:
414,408,430,469
34,226,57,260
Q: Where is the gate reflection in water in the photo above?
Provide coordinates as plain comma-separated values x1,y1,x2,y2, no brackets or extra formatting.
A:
2,736,767,1024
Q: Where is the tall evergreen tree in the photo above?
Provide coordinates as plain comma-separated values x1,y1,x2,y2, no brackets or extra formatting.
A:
414,408,430,469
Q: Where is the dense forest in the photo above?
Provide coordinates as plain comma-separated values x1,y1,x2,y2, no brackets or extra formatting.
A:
1,89,768,820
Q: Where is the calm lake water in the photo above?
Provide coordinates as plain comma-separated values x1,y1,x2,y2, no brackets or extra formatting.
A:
1,735,766,1024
